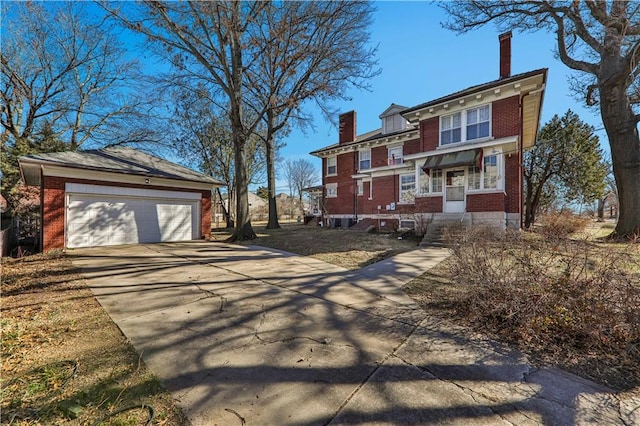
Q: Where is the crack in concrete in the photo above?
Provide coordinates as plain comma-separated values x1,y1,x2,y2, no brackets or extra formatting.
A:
252,333,356,350
391,353,542,425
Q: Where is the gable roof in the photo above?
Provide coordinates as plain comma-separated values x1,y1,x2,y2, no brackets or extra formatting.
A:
379,103,408,118
19,147,222,187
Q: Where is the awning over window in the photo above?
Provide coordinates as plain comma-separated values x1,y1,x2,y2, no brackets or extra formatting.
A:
422,148,483,172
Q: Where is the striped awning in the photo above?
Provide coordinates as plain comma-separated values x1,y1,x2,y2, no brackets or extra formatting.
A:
422,148,483,172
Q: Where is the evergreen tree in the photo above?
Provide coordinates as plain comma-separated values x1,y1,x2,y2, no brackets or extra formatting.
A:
524,110,608,227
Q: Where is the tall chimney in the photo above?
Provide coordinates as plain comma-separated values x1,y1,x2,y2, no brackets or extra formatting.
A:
339,111,356,144
499,31,512,79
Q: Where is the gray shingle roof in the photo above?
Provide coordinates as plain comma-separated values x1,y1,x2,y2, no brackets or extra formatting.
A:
19,147,222,186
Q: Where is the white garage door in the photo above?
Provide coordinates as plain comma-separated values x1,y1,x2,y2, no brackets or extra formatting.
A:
66,184,200,248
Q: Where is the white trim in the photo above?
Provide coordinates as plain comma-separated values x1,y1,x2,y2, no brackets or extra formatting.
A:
43,165,214,191
358,148,371,171
404,136,517,161
440,103,492,147
326,156,337,176
312,129,419,158
402,72,545,123
65,183,202,200
325,182,338,198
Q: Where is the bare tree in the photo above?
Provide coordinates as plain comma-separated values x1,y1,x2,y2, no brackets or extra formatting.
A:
245,1,378,230
442,1,640,239
282,159,319,215
104,1,279,240
171,88,266,227
0,2,156,149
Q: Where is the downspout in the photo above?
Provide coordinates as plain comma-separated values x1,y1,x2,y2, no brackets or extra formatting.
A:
39,165,44,252
519,94,527,229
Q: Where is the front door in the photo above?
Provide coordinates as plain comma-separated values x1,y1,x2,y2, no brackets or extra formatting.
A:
444,169,465,213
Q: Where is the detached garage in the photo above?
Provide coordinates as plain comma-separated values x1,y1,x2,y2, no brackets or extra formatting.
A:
19,147,222,251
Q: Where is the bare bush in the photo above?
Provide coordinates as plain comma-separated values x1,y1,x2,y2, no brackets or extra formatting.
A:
536,212,591,238
448,227,640,388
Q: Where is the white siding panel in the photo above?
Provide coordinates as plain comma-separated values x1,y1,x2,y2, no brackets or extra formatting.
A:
66,194,199,248
65,183,201,200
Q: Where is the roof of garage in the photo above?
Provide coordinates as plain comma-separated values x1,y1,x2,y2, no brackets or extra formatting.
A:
19,147,223,187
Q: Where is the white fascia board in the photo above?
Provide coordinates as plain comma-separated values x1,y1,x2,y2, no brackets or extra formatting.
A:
404,74,545,123
369,165,414,178
66,183,202,200
314,129,419,158
43,165,215,191
403,136,518,161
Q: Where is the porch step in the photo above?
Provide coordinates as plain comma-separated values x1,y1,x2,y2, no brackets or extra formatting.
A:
420,214,471,247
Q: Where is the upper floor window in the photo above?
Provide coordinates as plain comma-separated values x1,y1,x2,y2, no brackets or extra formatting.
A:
357,180,364,196
467,105,490,140
383,114,406,134
359,149,371,170
440,104,491,146
326,156,337,176
441,112,462,145
388,146,403,165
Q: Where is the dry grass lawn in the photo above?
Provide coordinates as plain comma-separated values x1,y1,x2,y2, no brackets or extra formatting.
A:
1,253,186,425
213,223,419,269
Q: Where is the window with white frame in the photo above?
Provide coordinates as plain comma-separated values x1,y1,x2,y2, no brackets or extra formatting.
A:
417,167,430,195
467,105,490,140
359,149,371,170
440,104,491,146
326,183,337,198
399,173,415,203
357,180,364,196
467,166,481,190
388,146,403,165
440,112,462,145
326,156,337,176
383,114,406,134
483,155,499,189
431,169,443,193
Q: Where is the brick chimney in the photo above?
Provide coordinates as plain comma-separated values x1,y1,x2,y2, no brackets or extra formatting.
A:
339,111,356,144
499,31,512,79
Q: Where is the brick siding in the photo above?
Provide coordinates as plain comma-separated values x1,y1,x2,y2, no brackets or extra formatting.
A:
492,96,520,138
41,176,212,251
466,192,506,212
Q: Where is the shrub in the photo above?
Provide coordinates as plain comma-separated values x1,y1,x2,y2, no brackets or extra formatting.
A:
447,226,640,388
536,212,590,238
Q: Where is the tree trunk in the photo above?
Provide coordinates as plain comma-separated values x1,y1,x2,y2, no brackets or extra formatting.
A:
598,81,640,238
265,133,280,229
597,197,605,222
216,187,233,228
233,137,256,240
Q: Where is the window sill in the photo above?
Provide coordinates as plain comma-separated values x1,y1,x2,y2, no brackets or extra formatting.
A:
438,136,493,149
326,173,337,178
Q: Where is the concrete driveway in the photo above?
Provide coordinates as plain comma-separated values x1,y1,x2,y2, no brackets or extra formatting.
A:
69,242,631,425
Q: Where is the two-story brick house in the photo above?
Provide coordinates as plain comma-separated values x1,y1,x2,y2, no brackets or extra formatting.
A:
311,32,547,232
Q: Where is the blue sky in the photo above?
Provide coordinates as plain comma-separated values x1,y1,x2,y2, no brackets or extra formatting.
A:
277,1,607,190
